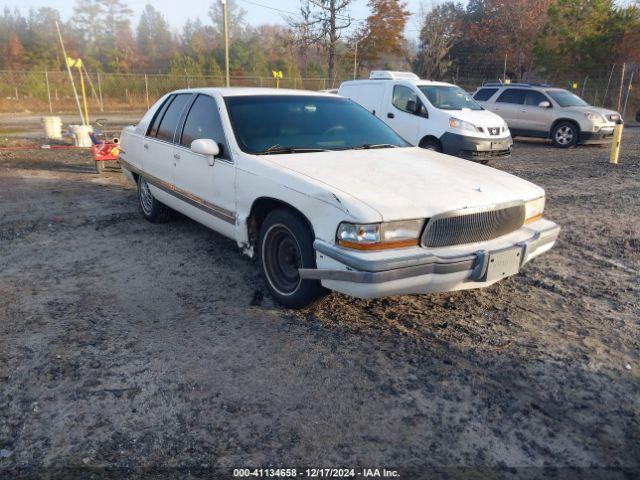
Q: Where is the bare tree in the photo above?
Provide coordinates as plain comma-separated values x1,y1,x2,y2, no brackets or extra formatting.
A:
290,0,353,84
413,2,462,80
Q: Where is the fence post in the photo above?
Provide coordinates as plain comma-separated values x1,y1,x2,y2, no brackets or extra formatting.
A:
617,63,625,112
622,71,634,119
603,63,615,108
145,73,150,109
97,72,103,111
580,75,588,98
45,70,53,113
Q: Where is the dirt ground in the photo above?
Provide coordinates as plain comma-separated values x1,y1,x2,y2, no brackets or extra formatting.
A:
0,120,639,479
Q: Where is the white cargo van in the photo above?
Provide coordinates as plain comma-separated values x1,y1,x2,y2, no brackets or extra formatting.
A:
338,71,513,163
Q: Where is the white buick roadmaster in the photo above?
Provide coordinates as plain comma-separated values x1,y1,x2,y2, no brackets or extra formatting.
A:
119,88,560,308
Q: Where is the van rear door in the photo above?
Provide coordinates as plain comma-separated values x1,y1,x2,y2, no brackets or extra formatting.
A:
340,83,385,118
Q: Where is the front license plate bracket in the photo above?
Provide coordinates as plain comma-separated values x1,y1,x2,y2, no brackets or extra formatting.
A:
484,246,522,282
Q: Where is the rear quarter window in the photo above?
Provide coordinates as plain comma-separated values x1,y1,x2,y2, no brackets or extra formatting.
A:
496,89,527,104
147,95,173,137
155,94,192,142
473,88,498,101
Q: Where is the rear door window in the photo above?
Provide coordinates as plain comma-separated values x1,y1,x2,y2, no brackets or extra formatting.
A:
473,88,498,101
524,91,549,106
155,94,192,142
180,94,229,159
496,89,526,105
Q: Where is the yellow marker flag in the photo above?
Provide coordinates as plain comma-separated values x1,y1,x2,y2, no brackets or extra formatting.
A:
66,57,83,69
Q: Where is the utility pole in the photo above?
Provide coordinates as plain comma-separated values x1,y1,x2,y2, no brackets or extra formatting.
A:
503,53,507,83
221,0,230,87
353,39,358,80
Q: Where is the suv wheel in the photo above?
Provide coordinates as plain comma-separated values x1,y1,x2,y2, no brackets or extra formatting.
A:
137,176,172,223
258,208,327,308
551,122,578,148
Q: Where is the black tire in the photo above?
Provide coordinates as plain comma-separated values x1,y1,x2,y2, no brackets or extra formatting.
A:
258,208,328,308
419,138,442,152
137,176,172,223
551,121,578,148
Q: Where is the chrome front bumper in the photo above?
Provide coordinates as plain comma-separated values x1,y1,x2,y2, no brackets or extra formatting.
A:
300,223,560,284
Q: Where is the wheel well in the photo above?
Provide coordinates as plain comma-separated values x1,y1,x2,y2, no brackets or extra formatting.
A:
419,135,441,148
550,119,580,138
247,198,315,247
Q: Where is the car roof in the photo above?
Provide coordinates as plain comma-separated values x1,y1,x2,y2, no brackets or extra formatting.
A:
167,87,337,98
341,79,455,88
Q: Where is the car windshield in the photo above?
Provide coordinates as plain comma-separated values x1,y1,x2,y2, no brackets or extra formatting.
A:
418,85,482,111
224,95,410,154
546,89,589,107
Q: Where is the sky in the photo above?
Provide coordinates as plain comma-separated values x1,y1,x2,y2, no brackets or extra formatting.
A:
1,0,431,37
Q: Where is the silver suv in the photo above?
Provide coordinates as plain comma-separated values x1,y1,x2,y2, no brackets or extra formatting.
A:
473,83,622,148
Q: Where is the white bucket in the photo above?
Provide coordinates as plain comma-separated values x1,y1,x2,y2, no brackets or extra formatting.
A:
69,125,94,147
42,116,62,140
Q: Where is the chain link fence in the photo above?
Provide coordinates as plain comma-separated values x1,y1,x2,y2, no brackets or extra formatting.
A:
1,69,637,120
0,70,336,115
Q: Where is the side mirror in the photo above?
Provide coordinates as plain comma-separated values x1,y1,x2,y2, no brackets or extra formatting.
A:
191,138,220,160
538,101,551,108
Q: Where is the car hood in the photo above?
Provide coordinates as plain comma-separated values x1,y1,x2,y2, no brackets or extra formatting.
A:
264,147,543,221
442,108,506,127
564,105,621,119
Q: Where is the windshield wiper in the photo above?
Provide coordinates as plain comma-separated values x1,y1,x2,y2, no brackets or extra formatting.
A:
352,143,399,150
255,144,329,155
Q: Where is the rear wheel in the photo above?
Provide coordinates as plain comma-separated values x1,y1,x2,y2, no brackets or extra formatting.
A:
137,176,172,223
551,121,578,148
258,208,327,308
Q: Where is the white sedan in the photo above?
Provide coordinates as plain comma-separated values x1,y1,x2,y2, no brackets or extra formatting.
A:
119,88,560,308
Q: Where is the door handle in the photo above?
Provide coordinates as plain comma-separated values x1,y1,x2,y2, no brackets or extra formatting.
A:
387,113,394,119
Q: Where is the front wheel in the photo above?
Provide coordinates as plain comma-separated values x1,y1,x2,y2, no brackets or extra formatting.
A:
419,138,442,152
258,208,327,308
137,176,172,223
551,122,578,148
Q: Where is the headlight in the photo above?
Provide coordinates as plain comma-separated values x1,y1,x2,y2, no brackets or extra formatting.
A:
524,196,545,224
337,219,425,250
449,117,478,132
584,112,605,122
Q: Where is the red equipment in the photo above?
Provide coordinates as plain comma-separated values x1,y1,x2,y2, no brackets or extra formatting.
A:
93,139,120,162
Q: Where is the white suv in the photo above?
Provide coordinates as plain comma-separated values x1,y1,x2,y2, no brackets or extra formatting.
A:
473,83,622,148
339,71,512,163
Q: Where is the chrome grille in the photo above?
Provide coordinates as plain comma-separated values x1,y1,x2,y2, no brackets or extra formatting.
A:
421,203,525,247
